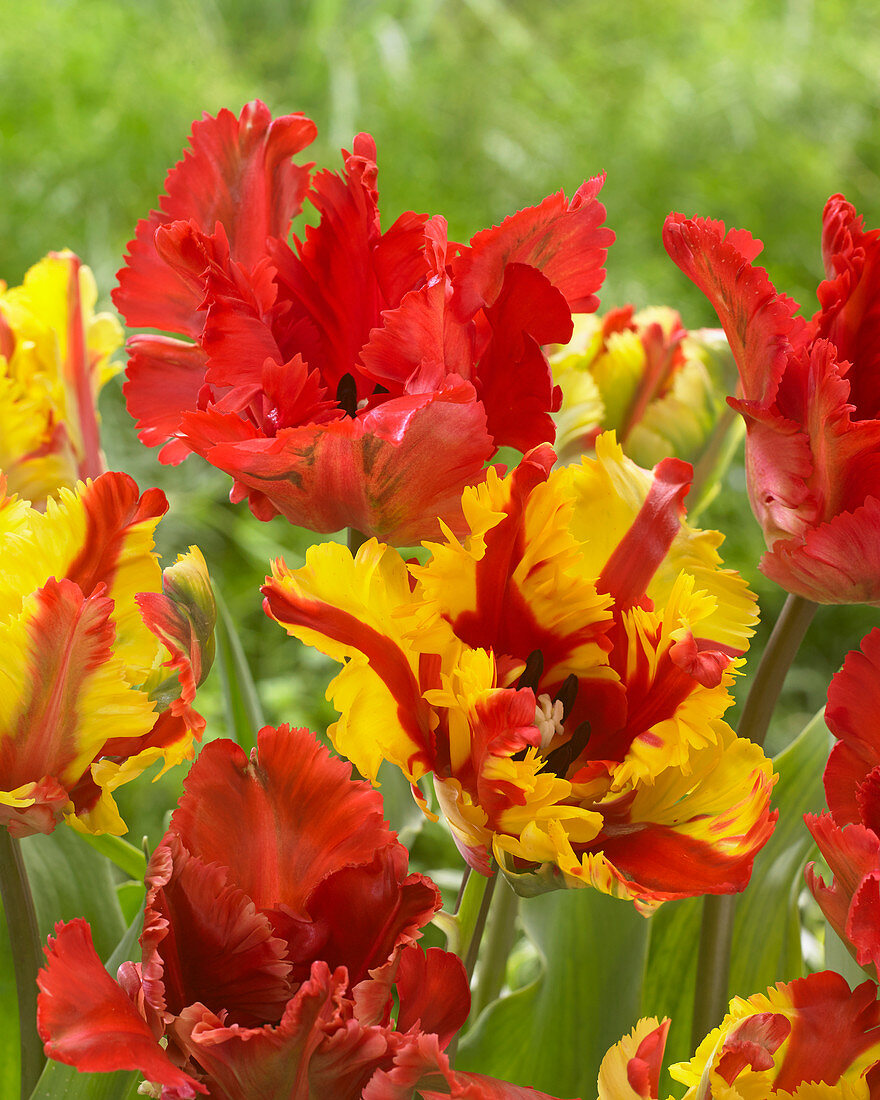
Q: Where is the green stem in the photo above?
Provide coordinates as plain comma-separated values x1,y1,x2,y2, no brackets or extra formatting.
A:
691,592,818,1047
469,875,519,1019
463,871,497,982
447,868,496,1068
0,829,45,1098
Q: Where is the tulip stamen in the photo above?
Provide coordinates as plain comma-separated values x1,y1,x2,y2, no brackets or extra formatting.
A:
337,373,358,418
543,720,591,779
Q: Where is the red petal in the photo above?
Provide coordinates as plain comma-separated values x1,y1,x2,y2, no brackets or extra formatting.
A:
716,1012,791,1084
302,856,439,988
144,835,292,1027
358,277,475,395
596,457,692,610
170,961,357,1100
114,102,316,334
760,496,880,604
452,177,614,320
192,383,495,544
627,1019,670,1099
474,263,571,452
66,472,168,598
168,727,400,920
37,920,205,1095
816,194,880,419
662,213,809,406
395,945,471,1048
123,335,208,463
270,139,429,395
825,628,880,824
775,971,880,1093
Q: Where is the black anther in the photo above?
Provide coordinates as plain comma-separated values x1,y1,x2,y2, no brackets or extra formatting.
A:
337,373,358,418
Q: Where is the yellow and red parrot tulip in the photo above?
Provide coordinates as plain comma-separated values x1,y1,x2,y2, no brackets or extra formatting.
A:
670,972,880,1100
0,472,215,838
549,306,739,484
263,433,775,913
0,251,121,506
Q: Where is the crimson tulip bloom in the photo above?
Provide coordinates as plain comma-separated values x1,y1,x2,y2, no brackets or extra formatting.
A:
664,196,880,604
115,101,614,545
37,726,567,1099
806,628,880,977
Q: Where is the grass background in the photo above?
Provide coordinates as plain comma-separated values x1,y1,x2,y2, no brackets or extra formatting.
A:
3,0,879,829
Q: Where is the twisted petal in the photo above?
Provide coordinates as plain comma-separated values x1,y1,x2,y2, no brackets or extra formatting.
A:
37,919,205,1096
452,174,614,319
806,814,880,978
264,542,440,782
114,101,316,335
671,972,880,1098
825,628,880,829
191,381,496,544
597,1017,670,1100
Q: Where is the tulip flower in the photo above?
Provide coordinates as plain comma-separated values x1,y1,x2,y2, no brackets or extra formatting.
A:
668,971,880,1099
548,306,739,480
0,471,214,838
805,628,880,977
597,1017,669,1100
0,250,121,506
37,725,567,1099
115,100,614,545
263,433,775,912
663,196,880,604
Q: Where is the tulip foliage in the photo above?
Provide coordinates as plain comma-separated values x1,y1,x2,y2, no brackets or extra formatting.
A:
4,100,880,1100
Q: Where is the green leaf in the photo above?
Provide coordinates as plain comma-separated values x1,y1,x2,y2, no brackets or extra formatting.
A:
27,1059,142,1100
456,888,650,1095
728,707,830,996
214,587,266,752
20,827,126,961
639,708,831,1067
0,896,21,1098
638,895,702,1068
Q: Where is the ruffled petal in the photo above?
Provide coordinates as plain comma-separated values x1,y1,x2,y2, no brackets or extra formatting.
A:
452,175,614,320
190,382,496,544
662,212,809,406
114,101,316,335
37,920,205,1095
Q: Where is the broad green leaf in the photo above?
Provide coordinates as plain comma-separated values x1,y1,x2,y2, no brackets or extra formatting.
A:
28,1059,142,1100
456,887,649,1096
0,897,20,1099
214,587,265,752
728,707,830,996
20,827,126,960
638,895,702,1069
639,708,831,1068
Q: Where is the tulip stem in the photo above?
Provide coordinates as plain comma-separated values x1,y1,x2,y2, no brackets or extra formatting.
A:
456,866,496,981
691,592,817,1047
469,875,519,1019
0,829,45,1098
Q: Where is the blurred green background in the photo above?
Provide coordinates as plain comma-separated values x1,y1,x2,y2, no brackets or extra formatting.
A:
3,0,879,833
